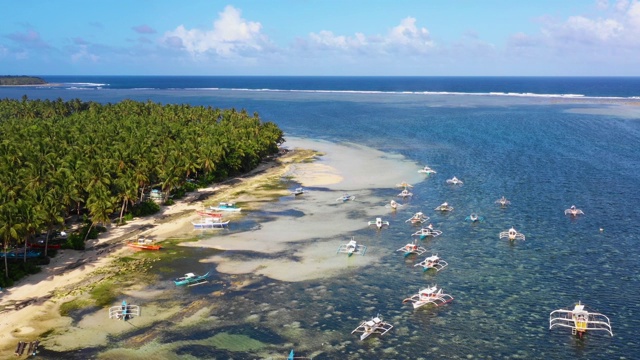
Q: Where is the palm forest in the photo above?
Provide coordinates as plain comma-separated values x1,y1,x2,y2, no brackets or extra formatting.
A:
0,96,285,286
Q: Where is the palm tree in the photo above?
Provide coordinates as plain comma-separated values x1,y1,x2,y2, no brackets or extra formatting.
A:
0,199,22,278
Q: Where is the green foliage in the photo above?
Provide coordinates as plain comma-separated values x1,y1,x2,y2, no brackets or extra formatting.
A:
59,298,93,316
131,201,160,217
0,97,284,279
90,281,117,307
0,76,46,86
62,233,85,250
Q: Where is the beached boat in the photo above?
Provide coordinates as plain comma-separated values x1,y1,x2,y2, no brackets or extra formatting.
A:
29,241,62,250
127,237,162,250
351,314,393,341
418,166,437,175
368,217,390,230
336,237,366,256
209,202,242,212
564,205,584,216
386,200,403,210
291,187,307,196
434,202,454,212
192,217,230,230
405,212,429,225
403,285,454,309
446,176,463,185
397,189,413,198
336,193,356,202
412,225,442,239
549,301,612,337
174,272,209,286
499,227,525,241
465,213,484,222
495,196,511,207
415,254,448,272
397,240,427,257
108,300,141,320
196,210,223,218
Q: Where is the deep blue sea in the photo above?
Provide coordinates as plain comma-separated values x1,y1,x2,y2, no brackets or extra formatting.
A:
2,77,640,359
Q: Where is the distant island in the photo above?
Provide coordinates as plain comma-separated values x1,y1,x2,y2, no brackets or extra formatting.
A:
0,75,47,86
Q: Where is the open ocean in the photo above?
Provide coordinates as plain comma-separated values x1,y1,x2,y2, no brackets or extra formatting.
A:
2,76,640,359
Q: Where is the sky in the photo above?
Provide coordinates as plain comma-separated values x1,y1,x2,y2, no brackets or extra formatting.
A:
1,0,639,76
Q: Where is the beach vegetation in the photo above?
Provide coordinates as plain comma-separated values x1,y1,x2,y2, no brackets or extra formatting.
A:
0,97,284,281
90,281,118,307
0,76,47,86
59,298,93,316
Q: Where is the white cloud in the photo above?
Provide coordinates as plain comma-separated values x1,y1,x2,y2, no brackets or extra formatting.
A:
302,17,434,55
71,45,99,63
162,5,270,57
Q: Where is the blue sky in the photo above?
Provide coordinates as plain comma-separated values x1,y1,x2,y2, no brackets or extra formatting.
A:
1,0,639,76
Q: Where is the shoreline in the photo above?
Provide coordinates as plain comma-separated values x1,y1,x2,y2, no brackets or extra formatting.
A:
0,144,320,357
0,138,423,357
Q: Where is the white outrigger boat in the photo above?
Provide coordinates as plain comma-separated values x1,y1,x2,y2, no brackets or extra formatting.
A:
564,205,584,216
368,217,390,230
192,217,230,230
336,237,367,256
397,240,427,257
495,196,511,207
386,200,403,210
549,301,613,337
446,176,463,185
351,314,393,341
415,254,448,272
397,189,413,198
418,166,437,175
108,300,140,320
412,224,442,240
465,213,484,222
434,202,454,212
209,202,242,212
499,227,525,241
336,193,356,202
291,187,307,196
403,285,454,309
405,212,429,225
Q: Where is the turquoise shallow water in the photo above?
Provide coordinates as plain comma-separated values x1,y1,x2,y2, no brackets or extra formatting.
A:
3,78,640,359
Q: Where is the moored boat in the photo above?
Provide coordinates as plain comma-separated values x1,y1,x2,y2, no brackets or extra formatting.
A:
127,237,162,250
174,272,209,286
209,202,242,212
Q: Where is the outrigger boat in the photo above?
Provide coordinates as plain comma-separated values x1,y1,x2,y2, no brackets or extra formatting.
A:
192,217,230,230
412,224,442,239
446,176,463,185
418,166,437,175
397,189,413,198
386,200,403,210
499,227,525,241
336,237,367,256
196,210,223,218
495,196,511,207
291,187,307,196
396,181,413,188
368,217,390,230
415,254,448,272
337,193,356,202
549,301,613,337
397,240,427,257
564,205,584,216
127,237,162,250
351,314,393,341
209,202,242,212
108,300,140,320
405,212,429,225
174,272,210,286
434,202,454,212
403,285,454,309
465,213,484,222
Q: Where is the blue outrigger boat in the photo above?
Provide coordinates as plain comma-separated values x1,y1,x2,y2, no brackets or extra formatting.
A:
209,202,242,212
174,272,209,286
